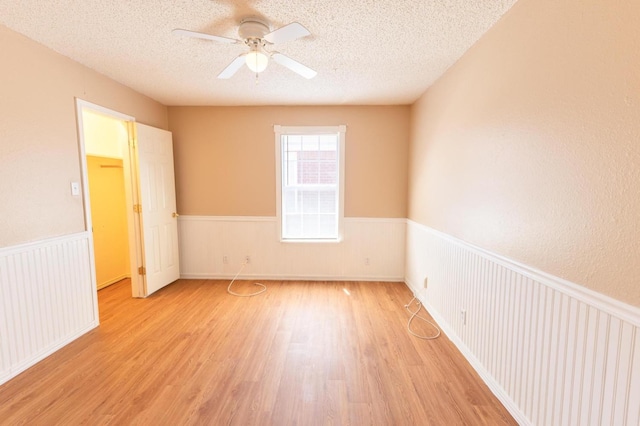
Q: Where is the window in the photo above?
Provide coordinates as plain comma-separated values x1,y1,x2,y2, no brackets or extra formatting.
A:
275,125,346,241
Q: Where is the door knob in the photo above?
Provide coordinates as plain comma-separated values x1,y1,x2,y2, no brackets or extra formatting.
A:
172,212,179,218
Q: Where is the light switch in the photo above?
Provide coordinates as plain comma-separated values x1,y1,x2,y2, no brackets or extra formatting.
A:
71,182,81,196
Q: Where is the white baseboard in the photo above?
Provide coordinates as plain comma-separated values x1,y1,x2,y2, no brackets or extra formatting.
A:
97,274,130,290
181,273,404,282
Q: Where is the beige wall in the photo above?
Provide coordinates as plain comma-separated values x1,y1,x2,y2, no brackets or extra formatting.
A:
0,24,168,247
168,106,409,218
408,0,640,306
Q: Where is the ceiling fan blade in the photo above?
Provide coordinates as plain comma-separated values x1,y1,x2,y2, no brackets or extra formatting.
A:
264,22,311,44
217,55,247,79
172,28,239,44
271,52,317,79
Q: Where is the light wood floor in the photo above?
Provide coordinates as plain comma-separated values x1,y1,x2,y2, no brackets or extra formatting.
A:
0,279,516,425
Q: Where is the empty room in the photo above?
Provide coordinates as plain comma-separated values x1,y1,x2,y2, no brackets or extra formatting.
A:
0,0,638,424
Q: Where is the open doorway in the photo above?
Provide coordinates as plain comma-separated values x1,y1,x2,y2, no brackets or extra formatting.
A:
84,117,130,290
76,100,145,298
76,99,181,301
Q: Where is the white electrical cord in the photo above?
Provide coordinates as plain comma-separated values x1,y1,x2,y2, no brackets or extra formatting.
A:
227,260,266,297
404,296,441,340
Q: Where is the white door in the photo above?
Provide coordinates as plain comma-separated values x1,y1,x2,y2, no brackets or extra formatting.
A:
136,123,180,296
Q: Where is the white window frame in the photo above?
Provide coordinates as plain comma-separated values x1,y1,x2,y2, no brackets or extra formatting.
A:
274,125,346,243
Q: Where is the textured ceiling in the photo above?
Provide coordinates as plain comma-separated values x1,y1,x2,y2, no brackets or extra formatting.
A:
0,0,517,106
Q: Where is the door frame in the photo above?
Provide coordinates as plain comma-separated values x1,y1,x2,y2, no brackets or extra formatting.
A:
75,99,146,298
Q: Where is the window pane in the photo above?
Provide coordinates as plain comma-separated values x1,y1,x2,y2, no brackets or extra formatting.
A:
318,214,337,237
298,159,318,184
301,135,319,151
301,190,318,213
283,188,298,213
283,214,302,238
318,190,336,214
279,128,342,241
285,160,298,185
319,160,336,184
301,213,319,237
286,135,302,151
319,134,337,151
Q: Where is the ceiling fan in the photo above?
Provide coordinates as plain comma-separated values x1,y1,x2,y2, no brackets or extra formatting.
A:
173,18,317,80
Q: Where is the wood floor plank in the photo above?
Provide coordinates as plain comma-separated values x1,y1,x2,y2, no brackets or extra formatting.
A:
0,279,516,425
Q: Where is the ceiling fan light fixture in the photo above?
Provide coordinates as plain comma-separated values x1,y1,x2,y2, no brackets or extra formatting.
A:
245,50,268,73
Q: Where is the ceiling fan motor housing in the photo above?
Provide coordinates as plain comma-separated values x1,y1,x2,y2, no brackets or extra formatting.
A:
238,19,270,41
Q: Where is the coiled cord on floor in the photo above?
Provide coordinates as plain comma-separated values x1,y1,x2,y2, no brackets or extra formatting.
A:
227,260,266,297
404,296,441,340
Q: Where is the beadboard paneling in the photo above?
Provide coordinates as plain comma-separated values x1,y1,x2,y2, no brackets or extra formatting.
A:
0,232,98,385
405,220,640,426
178,216,405,281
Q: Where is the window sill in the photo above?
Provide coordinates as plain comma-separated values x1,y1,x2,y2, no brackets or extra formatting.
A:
280,237,343,244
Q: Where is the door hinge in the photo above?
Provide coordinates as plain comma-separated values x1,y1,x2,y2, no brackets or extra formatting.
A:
138,266,146,276
134,204,142,213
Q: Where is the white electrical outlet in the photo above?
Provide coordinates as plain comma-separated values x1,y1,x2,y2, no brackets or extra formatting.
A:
460,309,467,326
423,277,428,289
223,256,228,264
245,255,251,264
365,257,370,266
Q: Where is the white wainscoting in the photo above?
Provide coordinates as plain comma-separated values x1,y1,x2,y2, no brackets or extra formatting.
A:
405,220,640,426
0,232,98,386
178,216,405,281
